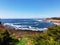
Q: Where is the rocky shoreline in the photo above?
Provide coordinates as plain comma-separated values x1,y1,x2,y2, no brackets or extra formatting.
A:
0,23,43,38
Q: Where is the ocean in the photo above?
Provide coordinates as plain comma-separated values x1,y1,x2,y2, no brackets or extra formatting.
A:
0,19,54,31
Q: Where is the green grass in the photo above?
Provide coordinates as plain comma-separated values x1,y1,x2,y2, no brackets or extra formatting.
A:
17,38,28,45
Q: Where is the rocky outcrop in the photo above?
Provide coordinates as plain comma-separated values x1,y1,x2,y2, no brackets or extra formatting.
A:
44,17,60,23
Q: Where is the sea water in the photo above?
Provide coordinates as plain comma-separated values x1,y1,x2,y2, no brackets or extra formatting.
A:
0,19,54,31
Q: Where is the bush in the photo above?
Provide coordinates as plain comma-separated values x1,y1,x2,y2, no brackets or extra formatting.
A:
32,26,60,45
0,30,19,45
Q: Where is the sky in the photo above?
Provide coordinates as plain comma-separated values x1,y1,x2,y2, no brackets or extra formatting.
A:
0,0,60,18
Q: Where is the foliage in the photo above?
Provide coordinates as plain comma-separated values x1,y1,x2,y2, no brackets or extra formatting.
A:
17,38,28,45
0,30,19,45
32,25,60,45
51,17,60,20
0,22,2,24
1,25,60,45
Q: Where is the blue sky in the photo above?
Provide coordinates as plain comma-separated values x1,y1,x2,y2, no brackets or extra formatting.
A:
0,0,60,18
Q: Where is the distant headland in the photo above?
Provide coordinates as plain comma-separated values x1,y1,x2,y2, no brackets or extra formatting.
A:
44,17,60,25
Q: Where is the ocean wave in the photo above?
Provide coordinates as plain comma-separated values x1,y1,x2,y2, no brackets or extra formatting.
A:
2,19,54,31
3,23,47,31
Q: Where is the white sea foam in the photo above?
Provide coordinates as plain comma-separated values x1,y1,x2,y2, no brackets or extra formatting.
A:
3,23,47,31
37,20,42,22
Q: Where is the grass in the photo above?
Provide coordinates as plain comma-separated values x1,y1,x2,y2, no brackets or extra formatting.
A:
17,38,28,45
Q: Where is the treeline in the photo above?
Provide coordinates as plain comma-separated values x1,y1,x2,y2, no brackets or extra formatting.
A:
46,17,60,20
49,17,60,20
